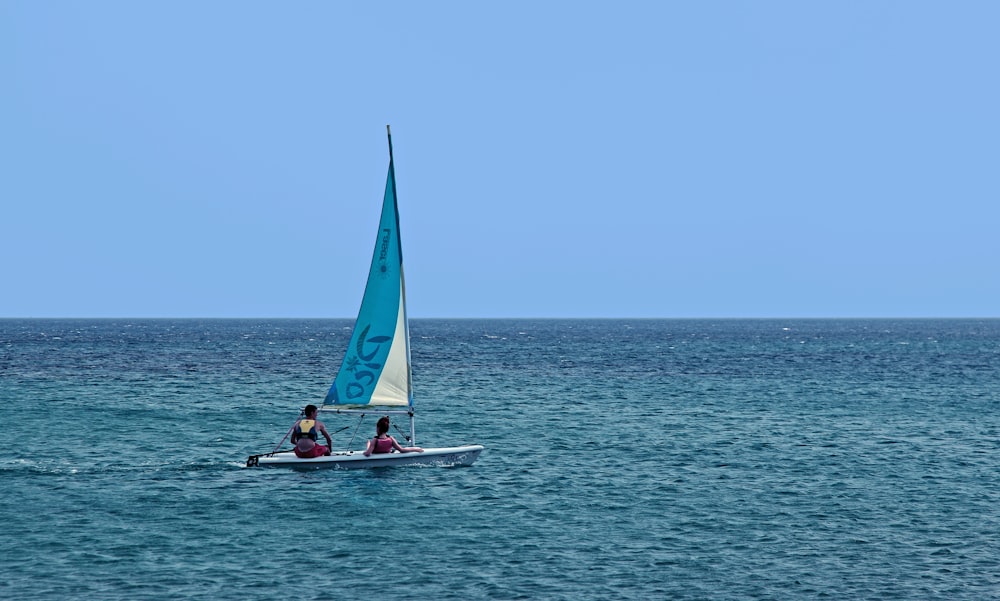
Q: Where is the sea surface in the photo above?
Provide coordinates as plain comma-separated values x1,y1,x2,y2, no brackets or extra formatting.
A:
1,319,998,600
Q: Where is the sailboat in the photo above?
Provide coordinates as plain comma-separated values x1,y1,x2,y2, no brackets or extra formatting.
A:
247,127,483,469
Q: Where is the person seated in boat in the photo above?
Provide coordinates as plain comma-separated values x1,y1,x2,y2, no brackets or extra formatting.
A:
291,404,333,458
363,416,424,456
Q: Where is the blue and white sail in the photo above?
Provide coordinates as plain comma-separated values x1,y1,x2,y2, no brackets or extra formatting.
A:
324,129,412,408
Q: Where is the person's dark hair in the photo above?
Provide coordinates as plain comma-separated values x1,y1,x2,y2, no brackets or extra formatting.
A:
304,404,318,416
376,416,390,435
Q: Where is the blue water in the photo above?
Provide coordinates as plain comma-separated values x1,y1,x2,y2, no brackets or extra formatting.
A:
1,319,998,600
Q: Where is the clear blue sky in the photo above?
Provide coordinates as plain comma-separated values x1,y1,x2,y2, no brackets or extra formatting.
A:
2,2,997,318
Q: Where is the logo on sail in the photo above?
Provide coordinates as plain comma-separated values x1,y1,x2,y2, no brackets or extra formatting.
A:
341,324,392,400
377,228,392,278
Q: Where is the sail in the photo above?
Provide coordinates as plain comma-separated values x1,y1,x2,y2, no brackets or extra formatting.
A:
324,135,412,408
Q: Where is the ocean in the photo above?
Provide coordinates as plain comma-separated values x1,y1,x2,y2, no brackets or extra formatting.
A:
1,318,997,600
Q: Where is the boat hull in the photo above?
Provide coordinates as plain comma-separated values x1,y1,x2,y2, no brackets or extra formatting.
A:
248,445,483,469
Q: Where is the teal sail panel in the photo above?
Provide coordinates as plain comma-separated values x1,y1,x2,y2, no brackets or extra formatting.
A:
324,150,412,408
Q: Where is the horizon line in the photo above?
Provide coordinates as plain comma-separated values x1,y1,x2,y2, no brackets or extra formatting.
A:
2,315,999,320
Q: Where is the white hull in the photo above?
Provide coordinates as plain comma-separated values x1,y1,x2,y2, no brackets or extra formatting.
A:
249,445,483,469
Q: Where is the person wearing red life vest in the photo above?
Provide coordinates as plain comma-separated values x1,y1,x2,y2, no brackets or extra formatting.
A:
363,416,424,456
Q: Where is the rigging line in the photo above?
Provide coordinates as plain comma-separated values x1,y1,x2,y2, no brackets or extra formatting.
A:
346,413,366,451
392,423,412,443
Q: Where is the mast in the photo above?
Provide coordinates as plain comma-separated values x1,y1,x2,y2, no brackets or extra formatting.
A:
387,125,416,445
387,124,394,163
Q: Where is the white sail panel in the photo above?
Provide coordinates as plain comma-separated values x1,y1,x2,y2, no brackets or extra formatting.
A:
369,278,411,406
